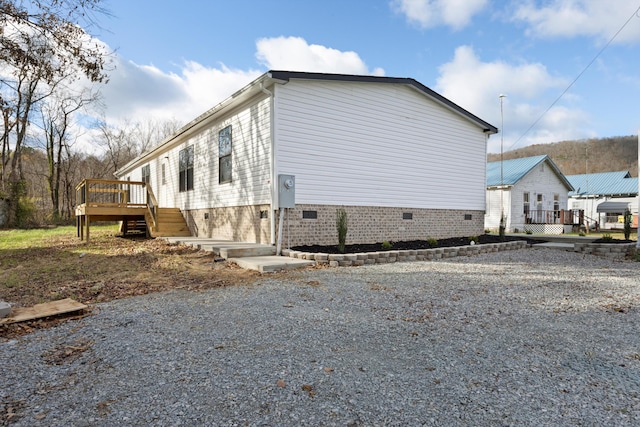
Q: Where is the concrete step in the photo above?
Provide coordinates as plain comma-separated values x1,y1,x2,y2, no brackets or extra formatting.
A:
230,256,314,273
162,238,276,258
160,237,312,272
219,246,276,258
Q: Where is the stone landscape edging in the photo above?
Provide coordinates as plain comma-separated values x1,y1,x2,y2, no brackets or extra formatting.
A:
573,242,636,260
282,240,529,267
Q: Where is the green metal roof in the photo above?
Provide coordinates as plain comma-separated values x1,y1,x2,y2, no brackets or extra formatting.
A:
486,155,572,190
566,171,637,196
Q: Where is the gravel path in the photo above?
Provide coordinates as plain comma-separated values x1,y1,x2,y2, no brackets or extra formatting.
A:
2,247,640,426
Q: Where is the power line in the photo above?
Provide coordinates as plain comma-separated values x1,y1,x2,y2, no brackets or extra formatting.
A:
506,4,640,151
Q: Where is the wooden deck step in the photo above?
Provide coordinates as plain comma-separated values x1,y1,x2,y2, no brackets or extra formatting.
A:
149,208,191,237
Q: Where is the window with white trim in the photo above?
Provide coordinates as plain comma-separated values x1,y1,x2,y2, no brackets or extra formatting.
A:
218,125,232,184
179,146,194,192
141,164,150,185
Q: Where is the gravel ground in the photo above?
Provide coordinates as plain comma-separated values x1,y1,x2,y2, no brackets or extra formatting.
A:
2,247,640,426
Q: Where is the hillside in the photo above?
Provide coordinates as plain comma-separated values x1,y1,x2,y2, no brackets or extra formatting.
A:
487,135,638,177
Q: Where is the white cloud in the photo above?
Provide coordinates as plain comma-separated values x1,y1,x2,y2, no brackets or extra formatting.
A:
392,0,489,30
78,36,385,154
255,36,385,76
96,36,384,127
512,1,640,43
435,45,594,152
99,57,262,125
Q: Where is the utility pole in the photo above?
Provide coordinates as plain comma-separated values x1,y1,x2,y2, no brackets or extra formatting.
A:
499,94,506,234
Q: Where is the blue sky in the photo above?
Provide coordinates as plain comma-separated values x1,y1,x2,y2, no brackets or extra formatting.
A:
93,0,640,153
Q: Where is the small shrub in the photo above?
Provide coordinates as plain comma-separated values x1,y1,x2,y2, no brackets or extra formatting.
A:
578,231,586,237
381,240,393,250
624,208,632,240
469,235,479,244
499,214,506,242
601,232,613,242
525,228,533,235
336,208,348,253
427,237,438,247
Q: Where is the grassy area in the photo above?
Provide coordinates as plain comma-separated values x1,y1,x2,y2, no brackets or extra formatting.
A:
0,225,259,311
0,225,86,250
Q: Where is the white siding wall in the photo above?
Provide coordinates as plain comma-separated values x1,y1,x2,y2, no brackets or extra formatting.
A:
570,196,638,230
511,162,570,226
135,95,272,211
485,162,570,232
273,80,488,210
485,188,511,230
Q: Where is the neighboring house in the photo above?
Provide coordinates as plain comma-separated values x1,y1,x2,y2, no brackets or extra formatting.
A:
115,70,498,247
567,171,638,230
485,155,575,234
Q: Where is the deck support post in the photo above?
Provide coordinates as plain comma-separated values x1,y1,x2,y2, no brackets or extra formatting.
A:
79,215,85,241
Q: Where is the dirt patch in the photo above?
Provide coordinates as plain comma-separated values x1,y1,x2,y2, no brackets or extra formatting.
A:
291,234,542,254
0,230,264,338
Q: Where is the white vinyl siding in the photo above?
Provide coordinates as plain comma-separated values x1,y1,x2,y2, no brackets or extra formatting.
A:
485,188,511,230
134,94,271,210
273,80,488,210
511,162,570,224
486,160,571,231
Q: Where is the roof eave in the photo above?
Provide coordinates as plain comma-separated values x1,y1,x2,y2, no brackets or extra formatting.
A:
267,70,498,134
116,72,274,177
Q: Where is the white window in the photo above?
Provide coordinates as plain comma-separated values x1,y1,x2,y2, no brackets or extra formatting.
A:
179,146,194,192
218,125,232,184
141,164,150,185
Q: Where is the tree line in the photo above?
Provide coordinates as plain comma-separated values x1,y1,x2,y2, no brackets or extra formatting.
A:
488,135,638,177
0,1,179,227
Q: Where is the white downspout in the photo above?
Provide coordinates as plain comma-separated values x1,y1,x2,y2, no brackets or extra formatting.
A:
261,82,276,246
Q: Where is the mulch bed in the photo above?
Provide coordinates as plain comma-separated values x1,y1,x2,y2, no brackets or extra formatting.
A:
291,234,544,255
591,238,635,244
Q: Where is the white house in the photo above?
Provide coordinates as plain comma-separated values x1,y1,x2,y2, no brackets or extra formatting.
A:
485,155,575,234
567,171,638,230
115,71,498,247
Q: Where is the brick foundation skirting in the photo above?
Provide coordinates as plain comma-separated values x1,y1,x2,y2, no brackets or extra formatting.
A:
185,205,271,244
283,240,529,267
280,204,485,247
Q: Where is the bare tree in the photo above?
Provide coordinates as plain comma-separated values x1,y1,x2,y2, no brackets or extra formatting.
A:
97,119,139,174
40,87,99,220
0,0,109,226
98,118,182,176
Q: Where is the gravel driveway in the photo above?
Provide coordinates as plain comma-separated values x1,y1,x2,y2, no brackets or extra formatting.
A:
2,247,640,426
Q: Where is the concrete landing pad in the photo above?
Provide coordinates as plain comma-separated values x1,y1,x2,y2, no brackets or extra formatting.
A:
532,242,574,251
229,256,315,273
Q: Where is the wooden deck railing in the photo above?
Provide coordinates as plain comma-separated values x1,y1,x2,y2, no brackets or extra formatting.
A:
75,179,158,226
76,179,145,207
525,209,583,225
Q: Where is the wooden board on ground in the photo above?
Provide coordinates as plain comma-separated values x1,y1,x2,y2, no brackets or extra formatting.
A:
0,298,87,325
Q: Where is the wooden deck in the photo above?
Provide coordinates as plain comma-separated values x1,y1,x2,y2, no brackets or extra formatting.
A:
75,179,191,241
